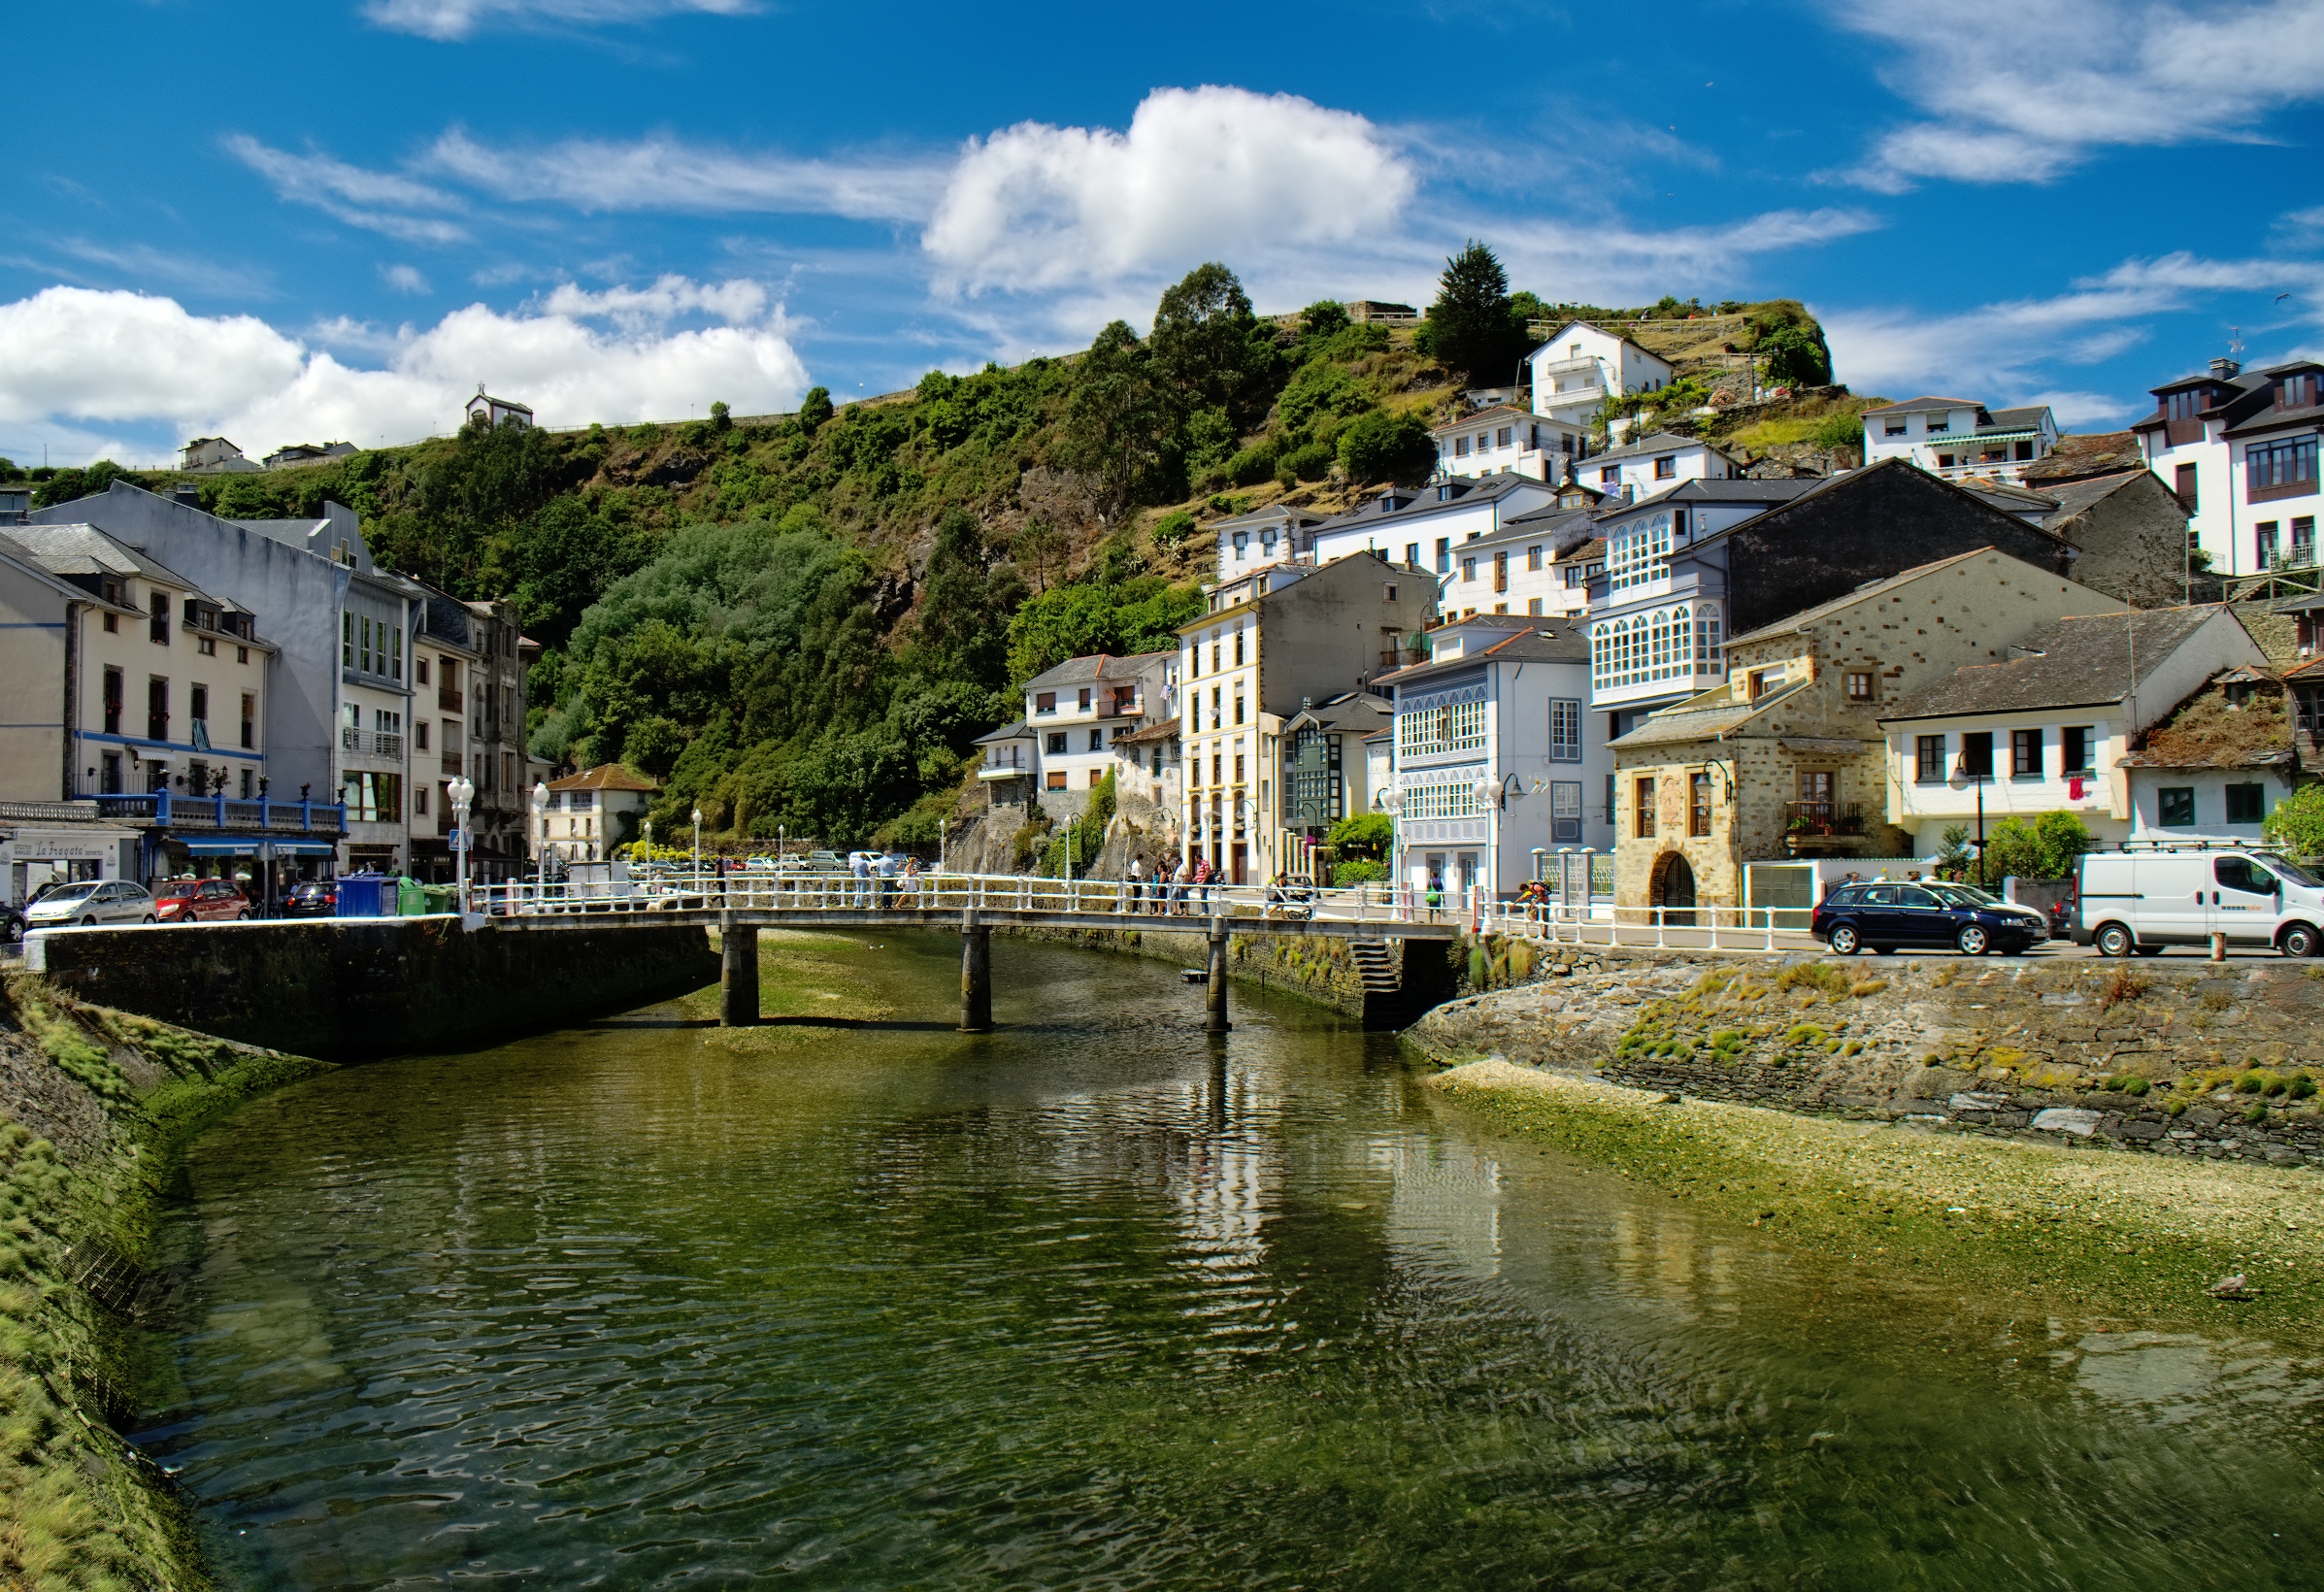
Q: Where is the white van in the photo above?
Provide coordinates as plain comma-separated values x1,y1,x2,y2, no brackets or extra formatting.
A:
2075,847,2324,957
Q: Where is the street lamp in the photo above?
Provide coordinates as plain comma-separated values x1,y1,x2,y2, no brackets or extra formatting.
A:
1948,751,1989,885
938,817,946,875
530,780,548,898
448,774,475,913
691,804,704,883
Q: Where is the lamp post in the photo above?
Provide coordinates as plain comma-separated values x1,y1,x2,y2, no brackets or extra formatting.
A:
448,774,475,914
1949,751,1988,885
530,780,548,900
938,817,946,876
692,805,704,886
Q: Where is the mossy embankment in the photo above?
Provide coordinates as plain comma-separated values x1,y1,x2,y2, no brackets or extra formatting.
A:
1413,949,2324,1329
0,969,331,1590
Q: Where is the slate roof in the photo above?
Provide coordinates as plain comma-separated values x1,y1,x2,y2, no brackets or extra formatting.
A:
1581,429,1740,468
1111,719,1179,746
1606,697,1768,750
1864,396,1982,415
1723,547,1998,647
1685,458,2076,558
2038,471,2153,521
1378,621,1587,689
2021,432,2144,484
1283,690,1392,734
1020,650,1173,692
974,718,1032,745
0,524,262,632
1306,473,1552,538
1879,606,2227,720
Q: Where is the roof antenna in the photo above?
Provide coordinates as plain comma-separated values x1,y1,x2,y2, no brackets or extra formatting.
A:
2228,326,2243,362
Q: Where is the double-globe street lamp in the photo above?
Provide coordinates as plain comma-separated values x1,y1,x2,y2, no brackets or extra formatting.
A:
447,774,475,915
530,780,549,901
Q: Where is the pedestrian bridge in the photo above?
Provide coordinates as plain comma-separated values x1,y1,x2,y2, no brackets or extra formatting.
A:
467,872,1460,1032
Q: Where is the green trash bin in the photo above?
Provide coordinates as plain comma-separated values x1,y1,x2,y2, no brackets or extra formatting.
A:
396,876,429,916
421,883,459,915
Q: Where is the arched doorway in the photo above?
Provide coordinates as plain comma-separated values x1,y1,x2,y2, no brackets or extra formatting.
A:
1652,850,1697,924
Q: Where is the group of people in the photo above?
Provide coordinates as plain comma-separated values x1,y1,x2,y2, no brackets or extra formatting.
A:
1121,855,1223,915
847,850,922,908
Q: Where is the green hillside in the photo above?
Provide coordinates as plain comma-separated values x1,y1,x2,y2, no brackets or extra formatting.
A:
3,259,1834,850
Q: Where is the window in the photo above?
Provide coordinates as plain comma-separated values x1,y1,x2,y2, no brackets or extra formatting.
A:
416,785,429,816
149,592,170,646
1087,729,1103,751
1549,698,1582,761
1883,418,1908,437
416,658,429,685
2278,373,2320,410
1846,671,1876,703
1396,694,1486,756
1960,731,1993,778
1077,687,1092,711
1046,771,1067,790
2063,726,2093,774
1035,692,1056,713
343,612,353,668
240,767,253,799
1435,538,1452,574
2217,853,2274,896
1212,641,1222,672
1454,437,1469,456
1474,432,1489,454
1493,550,1509,592
147,677,168,740
1212,751,1223,784
2296,516,2317,566
1915,735,1945,782
2175,463,2198,511
1634,777,1656,838
1233,531,1248,561
1749,670,1777,700
2225,783,2267,824
198,635,215,656
1551,780,1581,844
416,720,430,751
1798,769,1835,806
1601,466,1619,485
1528,597,1544,615
1462,557,1477,583
240,692,255,749
2248,436,2319,498
1046,732,1066,754
2157,786,2196,826
103,611,116,634
236,647,248,665
1089,769,1106,787
1233,694,1245,725
1405,544,1418,566
1689,772,1711,836
1590,605,1716,691
1495,426,1511,448
339,771,404,823
1234,631,1245,666
2011,727,2042,777
1527,545,1543,572
2259,521,2280,567
1211,685,1222,729
1925,416,1950,434
1605,511,1674,593
103,667,123,735
1653,455,1675,480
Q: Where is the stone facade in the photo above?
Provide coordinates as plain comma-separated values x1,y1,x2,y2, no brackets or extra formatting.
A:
1408,947,2324,1170
1610,549,2125,908
2038,469,2197,611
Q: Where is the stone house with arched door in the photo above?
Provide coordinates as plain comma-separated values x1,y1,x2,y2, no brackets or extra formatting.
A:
1607,547,2127,912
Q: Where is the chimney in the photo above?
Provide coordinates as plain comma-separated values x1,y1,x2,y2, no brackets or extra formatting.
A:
172,485,202,508
2209,356,2241,381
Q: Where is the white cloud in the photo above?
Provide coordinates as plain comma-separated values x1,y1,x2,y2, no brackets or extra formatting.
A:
922,85,1417,292
225,135,469,244
1833,0,2324,188
1489,208,1883,305
363,0,753,41
0,279,807,464
382,263,431,294
423,129,942,220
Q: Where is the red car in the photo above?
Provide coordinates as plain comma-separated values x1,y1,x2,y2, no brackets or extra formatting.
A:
153,878,252,924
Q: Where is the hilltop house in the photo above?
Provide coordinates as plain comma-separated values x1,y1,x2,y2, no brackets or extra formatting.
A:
1309,475,1557,583
263,441,358,470
1524,323,1675,430
1019,650,1174,817
179,437,260,475
2133,356,2323,580
1433,504,1600,621
1878,607,2271,850
1608,547,2126,911
1861,398,2060,484
1212,503,1326,583
466,386,534,430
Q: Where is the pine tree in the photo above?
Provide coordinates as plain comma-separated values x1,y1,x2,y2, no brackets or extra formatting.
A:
1426,241,1524,382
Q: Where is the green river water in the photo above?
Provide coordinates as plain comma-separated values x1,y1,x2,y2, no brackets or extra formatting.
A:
135,932,2324,1589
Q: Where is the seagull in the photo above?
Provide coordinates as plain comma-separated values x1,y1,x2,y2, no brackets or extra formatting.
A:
2278,293,2294,304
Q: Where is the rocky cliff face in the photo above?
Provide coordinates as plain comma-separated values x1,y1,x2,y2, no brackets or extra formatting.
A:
1410,947,2324,1171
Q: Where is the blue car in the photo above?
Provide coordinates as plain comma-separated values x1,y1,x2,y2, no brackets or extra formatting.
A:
1810,880,2049,956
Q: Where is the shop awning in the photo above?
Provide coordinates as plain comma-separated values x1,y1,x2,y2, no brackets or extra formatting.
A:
180,838,339,856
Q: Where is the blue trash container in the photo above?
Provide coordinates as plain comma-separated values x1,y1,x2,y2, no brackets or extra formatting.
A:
335,873,392,917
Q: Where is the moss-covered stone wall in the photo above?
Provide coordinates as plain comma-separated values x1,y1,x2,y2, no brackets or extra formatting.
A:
30,919,718,1060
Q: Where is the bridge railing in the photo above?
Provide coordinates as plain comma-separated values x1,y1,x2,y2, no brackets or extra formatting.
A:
1474,898,1823,952
470,869,1457,930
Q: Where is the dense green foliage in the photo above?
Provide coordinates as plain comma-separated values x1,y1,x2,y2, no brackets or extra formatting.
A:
2264,783,2324,858
1976,812,2093,881
1415,241,1532,381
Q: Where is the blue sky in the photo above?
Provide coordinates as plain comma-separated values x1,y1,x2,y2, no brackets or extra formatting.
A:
3,0,2320,467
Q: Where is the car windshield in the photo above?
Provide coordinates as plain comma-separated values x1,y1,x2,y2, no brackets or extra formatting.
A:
40,883,98,903
1927,884,1999,908
2262,855,2324,889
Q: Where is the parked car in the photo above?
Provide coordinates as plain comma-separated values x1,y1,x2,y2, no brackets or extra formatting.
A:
152,878,253,924
2075,847,2324,957
24,879,157,929
1809,879,2049,956
1,902,24,944
779,850,848,874
282,880,337,918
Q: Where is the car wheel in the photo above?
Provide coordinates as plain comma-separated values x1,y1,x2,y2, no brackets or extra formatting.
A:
142,914,156,924
236,911,250,922
2094,922,2135,958
81,916,96,928
2281,922,2321,958
1828,923,1861,955
1956,924,1990,956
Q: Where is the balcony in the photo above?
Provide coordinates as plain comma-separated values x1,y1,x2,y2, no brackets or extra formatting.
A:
93,791,348,836
978,751,1030,780
442,749,463,777
375,733,404,759
439,686,464,713
1783,800,1865,852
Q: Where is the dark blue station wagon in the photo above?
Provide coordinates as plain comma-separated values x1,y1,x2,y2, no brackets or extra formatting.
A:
1809,881,2050,957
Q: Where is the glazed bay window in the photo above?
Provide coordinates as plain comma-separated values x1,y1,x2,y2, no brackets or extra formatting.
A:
1914,734,1944,783
2247,435,2319,504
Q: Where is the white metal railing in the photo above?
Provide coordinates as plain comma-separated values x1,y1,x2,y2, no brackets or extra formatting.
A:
1475,898,1821,951
467,869,1452,929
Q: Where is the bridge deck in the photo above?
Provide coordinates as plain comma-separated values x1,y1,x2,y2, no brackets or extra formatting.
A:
486,904,1461,940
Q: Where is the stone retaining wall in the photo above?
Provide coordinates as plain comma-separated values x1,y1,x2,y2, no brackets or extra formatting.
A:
1409,948,2324,1170
1020,924,1458,1027
29,918,719,1060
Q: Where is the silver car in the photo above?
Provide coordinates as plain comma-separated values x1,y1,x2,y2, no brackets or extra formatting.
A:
25,879,157,929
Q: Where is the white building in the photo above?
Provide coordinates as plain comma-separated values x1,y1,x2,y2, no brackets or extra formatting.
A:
1380,613,1610,903
1212,504,1325,584
1019,651,1174,815
1524,322,1675,429
1434,505,1601,621
178,437,260,475
466,386,534,430
2132,356,2323,580
1876,606,2264,853
1861,398,2059,484
1309,475,1559,580
1579,430,1747,505
1432,403,1588,483
541,764,656,866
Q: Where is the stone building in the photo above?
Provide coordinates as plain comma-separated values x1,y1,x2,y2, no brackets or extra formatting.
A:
1608,547,2125,911
2020,469,2198,610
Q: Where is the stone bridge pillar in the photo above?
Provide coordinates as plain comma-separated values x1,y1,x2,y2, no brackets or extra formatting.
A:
1205,914,1230,1033
719,914,759,1026
960,909,993,1033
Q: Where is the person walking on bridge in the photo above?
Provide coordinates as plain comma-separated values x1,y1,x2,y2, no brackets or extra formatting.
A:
1126,855,1145,913
876,850,898,909
1169,857,1190,916
850,849,871,909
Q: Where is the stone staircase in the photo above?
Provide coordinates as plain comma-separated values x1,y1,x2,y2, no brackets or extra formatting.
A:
1349,938,1401,998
